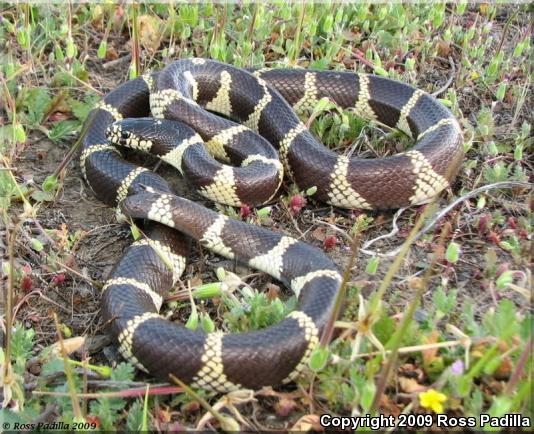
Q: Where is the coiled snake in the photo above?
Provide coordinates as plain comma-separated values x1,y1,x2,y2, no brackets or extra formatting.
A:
80,58,463,392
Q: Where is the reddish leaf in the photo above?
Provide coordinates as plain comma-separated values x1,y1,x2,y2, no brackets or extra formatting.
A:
289,195,306,214
21,275,33,292
323,235,338,250
240,204,251,219
52,273,66,285
275,397,297,417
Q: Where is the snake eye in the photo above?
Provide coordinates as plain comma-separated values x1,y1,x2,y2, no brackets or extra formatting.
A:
121,131,129,140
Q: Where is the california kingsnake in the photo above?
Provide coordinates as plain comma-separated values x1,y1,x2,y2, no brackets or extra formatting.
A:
80,58,463,392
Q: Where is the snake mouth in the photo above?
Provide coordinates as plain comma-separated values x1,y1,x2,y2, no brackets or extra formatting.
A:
120,192,154,220
105,123,131,147
106,118,170,150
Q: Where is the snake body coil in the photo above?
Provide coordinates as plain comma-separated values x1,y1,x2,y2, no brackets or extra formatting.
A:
81,58,463,391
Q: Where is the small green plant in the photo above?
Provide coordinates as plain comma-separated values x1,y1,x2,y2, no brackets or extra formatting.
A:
223,285,296,333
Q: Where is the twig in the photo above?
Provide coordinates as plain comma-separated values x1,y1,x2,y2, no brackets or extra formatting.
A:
3,219,23,385
279,200,305,238
84,380,148,388
348,339,464,359
246,3,259,66
52,258,103,289
41,91,68,124
50,106,101,182
369,221,450,414
33,385,184,399
361,181,532,257
102,54,132,70
291,3,307,65
52,313,83,419
320,227,362,347
372,200,434,302
13,289,72,320
129,4,140,78
360,207,407,255
314,220,353,243
317,36,375,69
387,403,414,432
504,336,533,395
169,374,239,431
431,56,456,97
23,403,58,432
509,78,530,131
56,65,103,96
495,7,520,58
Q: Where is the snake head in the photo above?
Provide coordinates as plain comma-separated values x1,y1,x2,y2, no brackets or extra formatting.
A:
106,118,196,151
105,117,157,148
120,191,157,219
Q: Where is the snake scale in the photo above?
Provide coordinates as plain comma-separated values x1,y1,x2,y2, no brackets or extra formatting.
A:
80,58,463,392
